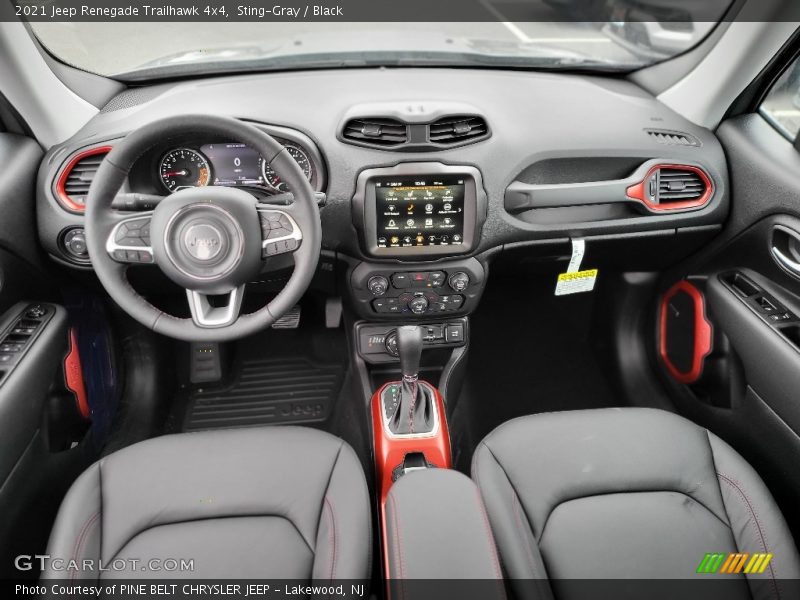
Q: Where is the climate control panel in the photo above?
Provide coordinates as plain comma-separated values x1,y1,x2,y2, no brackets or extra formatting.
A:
349,258,485,319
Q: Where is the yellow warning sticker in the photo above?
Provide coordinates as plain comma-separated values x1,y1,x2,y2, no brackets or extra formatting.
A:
555,269,598,296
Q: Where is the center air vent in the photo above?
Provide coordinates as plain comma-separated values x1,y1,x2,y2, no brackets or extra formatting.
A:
341,118,408,148
339,114,490,151
56,146,112,212
429,116,489,145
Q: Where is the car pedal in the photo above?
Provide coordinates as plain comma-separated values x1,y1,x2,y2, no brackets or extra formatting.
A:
190,342,222,384
272,305,301,329
325,297,343,328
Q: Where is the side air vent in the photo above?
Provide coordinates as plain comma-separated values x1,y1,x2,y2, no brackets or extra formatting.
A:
626,163,713,211
429,116,489,145
646,129,700,147
56,146,112,212
657,168,706,202
341,118,408,148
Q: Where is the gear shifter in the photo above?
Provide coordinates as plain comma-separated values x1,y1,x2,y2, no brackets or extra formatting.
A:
398,325,423,382
385,325,435,435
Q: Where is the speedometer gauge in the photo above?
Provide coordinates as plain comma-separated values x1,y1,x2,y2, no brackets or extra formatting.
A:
261,144,313,192
159,148,211,192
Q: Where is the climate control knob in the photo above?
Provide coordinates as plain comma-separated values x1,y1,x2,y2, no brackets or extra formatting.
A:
367,275,389,297
449,271,470,292
408,296,429,315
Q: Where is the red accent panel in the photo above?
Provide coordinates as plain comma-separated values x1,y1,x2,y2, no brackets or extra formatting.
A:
55,146,113,213
64,328,90,419
371,381,451,582
659,281,713,384
626,163,714,212
371,381,451,504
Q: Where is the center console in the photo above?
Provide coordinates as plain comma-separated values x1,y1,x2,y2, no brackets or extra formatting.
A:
367,326,504,593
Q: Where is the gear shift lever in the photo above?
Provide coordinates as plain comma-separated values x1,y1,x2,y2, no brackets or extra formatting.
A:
385,325,434,435
397,325,423,383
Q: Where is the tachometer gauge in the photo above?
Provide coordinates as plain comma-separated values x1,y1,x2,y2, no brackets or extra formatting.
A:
159,148,211,192
261,143,313,192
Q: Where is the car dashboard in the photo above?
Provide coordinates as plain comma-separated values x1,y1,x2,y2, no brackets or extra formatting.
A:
36,67,729,328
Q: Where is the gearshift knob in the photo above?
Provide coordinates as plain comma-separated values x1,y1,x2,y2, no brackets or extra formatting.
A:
397,325,423,380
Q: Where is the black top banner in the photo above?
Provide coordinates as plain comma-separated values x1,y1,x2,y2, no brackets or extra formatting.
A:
1,0,795,23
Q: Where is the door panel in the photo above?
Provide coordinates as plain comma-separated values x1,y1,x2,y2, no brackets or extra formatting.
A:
0,133,85,576
655,114,800,539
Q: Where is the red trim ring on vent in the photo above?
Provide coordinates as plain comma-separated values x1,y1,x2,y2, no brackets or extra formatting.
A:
626,163,714,212
659,280,713,384
55,145,113,213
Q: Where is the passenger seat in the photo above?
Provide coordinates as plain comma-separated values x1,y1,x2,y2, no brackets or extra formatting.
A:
473,408,800,598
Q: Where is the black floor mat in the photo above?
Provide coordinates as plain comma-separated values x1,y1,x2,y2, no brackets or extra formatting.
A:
451,274,622,471
183,355,344,431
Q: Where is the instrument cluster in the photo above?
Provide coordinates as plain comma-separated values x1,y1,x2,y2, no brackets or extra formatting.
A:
158,140,314,194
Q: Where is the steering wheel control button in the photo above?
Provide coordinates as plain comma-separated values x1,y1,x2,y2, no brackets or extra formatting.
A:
108,216,156,263
449,271,470,292
368,276,389,296
257,210,302,259
263,237,299,257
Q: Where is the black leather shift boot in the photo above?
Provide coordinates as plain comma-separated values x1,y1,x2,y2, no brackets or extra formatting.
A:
385,378,435,435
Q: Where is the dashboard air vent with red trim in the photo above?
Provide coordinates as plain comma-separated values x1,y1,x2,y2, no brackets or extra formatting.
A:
56,146,112,212
626,164,713,211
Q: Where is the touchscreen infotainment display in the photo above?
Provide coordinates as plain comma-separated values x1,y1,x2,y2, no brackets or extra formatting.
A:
374,176,465,248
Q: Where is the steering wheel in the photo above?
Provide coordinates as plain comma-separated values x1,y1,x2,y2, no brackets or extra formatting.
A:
84,116,321,342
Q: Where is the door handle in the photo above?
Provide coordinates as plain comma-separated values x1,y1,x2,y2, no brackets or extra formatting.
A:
771,225,800,278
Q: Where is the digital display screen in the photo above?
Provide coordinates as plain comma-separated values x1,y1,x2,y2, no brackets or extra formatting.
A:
374,176,465,248
200,143,264,187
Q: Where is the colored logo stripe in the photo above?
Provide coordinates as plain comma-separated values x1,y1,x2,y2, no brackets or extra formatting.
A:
697,553,773,574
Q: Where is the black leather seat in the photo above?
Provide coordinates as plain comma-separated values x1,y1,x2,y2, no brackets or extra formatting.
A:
43,427,371,580
473,408,800,598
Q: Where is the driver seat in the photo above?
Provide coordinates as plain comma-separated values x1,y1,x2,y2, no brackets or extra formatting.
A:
42,426,371,580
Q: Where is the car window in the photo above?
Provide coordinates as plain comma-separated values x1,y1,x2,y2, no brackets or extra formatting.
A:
760,58,800,141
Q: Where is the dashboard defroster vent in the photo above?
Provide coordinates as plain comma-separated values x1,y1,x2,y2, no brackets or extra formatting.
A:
429,116,489,145
342,118,408,148
56,146,112,212
646,129,700,147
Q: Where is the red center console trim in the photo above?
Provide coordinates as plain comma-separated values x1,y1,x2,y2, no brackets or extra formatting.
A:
659,280,713,384
64,328,90,419
371,380,451,583
371,381,451,504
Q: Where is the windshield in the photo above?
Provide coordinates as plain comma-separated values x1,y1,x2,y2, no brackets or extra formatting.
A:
28,1,734,80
